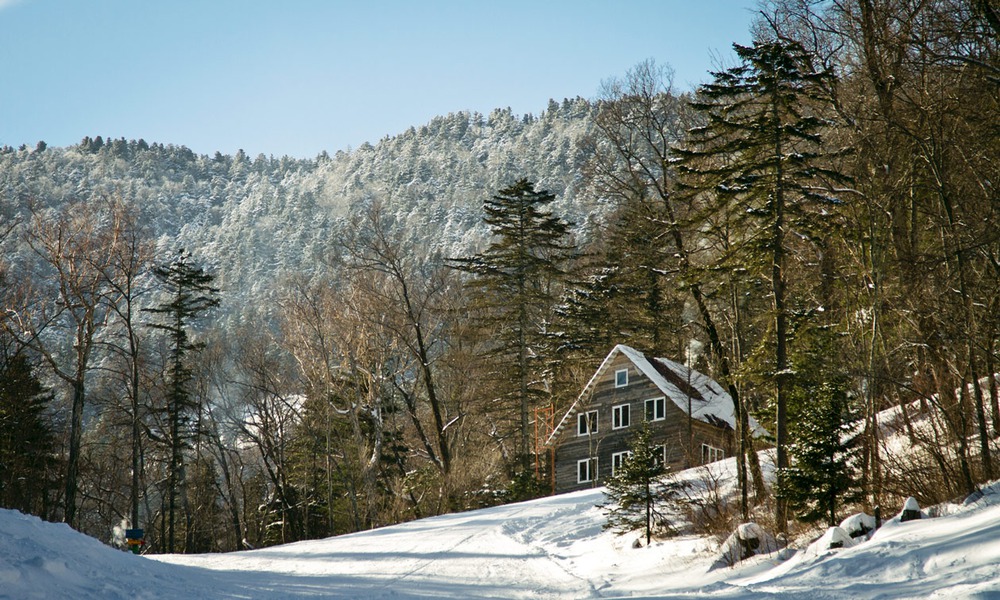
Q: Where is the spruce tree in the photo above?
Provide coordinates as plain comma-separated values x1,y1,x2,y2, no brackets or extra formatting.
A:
599,422,681,545
145,250,219,553
557,198,678,360
0,350,58,516
450,179,574,478
778,321,860,526
779,378,859,526
675,37,848,531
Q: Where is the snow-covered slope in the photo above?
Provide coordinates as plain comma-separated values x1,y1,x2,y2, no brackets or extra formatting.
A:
5,468,1000,599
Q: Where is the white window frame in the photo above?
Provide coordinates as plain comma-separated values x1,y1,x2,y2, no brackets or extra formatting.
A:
615,368,629,388
611,450,632,475
577,410,599,436
653,444,666,466
701,443,724,464
645,397,666,422
612,403,631,430
577,457,598,483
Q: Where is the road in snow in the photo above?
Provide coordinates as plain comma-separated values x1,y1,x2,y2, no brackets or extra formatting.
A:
5,462,1000,599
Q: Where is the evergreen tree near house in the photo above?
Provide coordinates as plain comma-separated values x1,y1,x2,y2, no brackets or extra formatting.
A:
599,421,682,546
582,58,769,520
779,378,859,526
145,250,220,553
674,36,848,531
556,198,677,360
576,60,695,361
779,322,860,526
450,179,574,482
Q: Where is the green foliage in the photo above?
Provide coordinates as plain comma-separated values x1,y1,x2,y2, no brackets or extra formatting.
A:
778,378,860,526
146,250,220,448
503,466,547,503
0,351,59,517
145,250,220,552
599,422,683,545
455,178,575,313
776,321,861,526
676,37,849,529
450,179,575,468
557,197,683,360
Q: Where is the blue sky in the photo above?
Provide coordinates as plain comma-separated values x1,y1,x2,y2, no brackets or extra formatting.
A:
0,1,758,158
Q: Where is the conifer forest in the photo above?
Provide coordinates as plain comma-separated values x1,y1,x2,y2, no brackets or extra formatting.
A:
1,0,998,553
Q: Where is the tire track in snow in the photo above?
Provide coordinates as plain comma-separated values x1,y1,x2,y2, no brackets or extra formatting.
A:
495,504,611,598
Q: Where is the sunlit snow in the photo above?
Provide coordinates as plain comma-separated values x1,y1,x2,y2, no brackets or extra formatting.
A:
5,458,1000,599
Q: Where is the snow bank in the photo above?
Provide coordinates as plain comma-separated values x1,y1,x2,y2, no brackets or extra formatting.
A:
0,509,212,599
9,478,1000,598
804,526,855,555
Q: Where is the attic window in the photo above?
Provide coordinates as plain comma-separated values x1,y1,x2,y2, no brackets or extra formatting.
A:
615,369,629,387
577,410,598,436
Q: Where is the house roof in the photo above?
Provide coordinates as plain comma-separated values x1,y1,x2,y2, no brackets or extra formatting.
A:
545,344,767,446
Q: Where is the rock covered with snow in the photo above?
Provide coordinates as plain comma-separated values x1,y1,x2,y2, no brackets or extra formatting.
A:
805,526,856,557
839,512,877,539
710,522,779,570
901,496,922,522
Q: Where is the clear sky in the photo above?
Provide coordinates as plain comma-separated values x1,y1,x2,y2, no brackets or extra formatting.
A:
0,0,759,159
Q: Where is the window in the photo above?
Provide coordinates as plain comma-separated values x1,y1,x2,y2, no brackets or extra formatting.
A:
653,445,666,466
645,397,666,422
577,457,598,483
615,369,629,387
611,451,632,475
701,444,724,464
612,403,631,429
577,410,598,436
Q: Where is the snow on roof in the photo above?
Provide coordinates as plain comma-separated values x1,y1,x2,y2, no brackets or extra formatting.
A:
547,344,766,445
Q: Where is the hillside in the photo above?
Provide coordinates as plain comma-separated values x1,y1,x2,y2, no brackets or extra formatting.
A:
0,100,600,329
3,456,1000,599
3,1,998,569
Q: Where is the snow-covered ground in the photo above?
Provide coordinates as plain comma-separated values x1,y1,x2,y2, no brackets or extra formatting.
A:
5,466,1000,599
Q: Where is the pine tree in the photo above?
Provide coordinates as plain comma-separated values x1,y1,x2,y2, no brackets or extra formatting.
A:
599,422,682,545
675,37,848,531
0,350,58,517
450,179,574,478
776,319,860,526
145,250,219,553
779,378,859,526
586,59,767,519
557,198,679,360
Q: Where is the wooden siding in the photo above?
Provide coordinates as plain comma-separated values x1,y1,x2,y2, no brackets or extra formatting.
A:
552,353,734,494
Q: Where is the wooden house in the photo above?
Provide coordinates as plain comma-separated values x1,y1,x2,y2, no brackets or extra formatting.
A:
546,344,765,494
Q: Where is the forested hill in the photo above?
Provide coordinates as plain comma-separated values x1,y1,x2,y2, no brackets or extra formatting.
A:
0,97,600,324
2,0,998,562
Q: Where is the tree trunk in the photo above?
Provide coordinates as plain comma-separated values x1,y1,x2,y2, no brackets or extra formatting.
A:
987,343,1000,435
64,378,85,527
772,94,790,534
